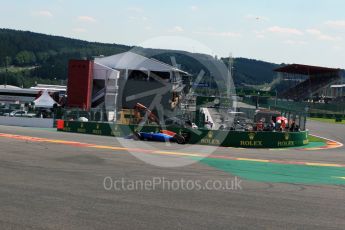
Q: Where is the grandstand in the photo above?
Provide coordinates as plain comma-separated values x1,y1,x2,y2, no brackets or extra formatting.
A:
275,64,344,101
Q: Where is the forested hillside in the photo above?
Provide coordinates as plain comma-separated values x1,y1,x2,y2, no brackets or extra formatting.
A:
0,28,280,88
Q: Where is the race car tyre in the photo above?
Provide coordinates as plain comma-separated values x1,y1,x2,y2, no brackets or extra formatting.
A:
174,134,186,144
133,132,142,140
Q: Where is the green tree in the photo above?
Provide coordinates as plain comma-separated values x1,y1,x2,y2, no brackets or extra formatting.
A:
15,51,36,66
36,52,49,63
2,56,11,67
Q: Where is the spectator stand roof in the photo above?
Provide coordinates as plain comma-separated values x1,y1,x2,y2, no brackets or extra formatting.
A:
274,64,344,100
274,64,340,76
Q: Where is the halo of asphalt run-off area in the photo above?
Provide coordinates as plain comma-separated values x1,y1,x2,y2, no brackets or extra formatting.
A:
0,120,345,229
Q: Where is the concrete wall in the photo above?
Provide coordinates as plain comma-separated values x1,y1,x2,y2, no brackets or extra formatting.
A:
0,117,54,128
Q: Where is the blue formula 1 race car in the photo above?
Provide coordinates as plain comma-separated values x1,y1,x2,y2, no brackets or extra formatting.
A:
133,130,187,144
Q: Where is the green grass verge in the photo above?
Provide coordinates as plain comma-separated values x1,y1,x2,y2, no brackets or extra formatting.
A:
309,117,345,124
200,157,345,185
308,134,327,143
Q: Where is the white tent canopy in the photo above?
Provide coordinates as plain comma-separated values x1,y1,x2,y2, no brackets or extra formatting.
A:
94,51,189,74
33,90,58,108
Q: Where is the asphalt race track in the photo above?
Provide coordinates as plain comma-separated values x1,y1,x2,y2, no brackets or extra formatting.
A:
0,120,345,229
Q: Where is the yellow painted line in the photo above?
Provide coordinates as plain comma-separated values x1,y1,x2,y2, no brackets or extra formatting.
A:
89,145,128,151
236,158,270,163
306,162,342,167
153,151,202,157
44,140,82,144
1,132,345,168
